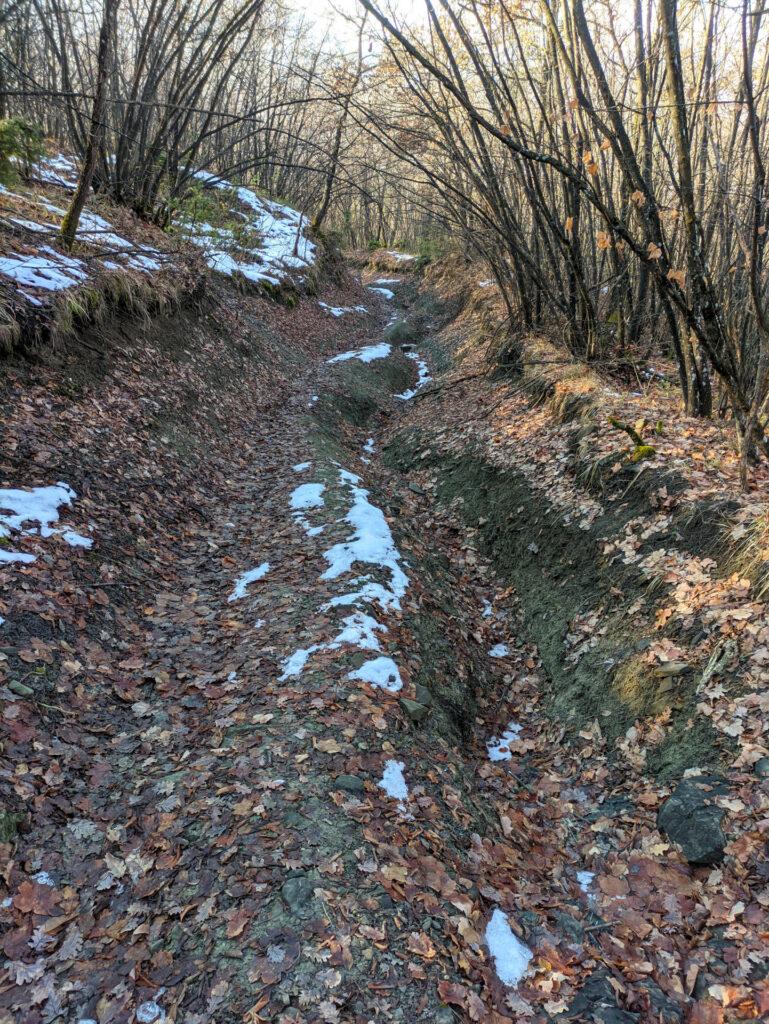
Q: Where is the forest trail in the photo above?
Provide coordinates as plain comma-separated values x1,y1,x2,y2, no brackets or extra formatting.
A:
1,276,762,1024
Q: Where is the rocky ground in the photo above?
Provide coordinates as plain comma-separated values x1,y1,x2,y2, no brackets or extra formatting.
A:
0,263,767,1024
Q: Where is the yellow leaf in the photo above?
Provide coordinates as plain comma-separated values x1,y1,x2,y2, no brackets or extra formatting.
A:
648,243,662,260
600,136,611,150
630,190,645,205
667,268,686,286
565,216,574,232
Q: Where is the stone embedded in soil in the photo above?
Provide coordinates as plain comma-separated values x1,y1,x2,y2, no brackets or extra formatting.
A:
754,756,769,778
657,776,728,865
399,697,429,722
335,774,365,793
415,682,432,705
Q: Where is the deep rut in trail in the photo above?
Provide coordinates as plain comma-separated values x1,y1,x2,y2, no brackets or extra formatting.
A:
1,279,762,1024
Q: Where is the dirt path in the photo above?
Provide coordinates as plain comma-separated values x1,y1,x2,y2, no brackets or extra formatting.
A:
1,277,765,1024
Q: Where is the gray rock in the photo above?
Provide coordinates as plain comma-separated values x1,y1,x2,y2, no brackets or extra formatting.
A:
566,970,639,1023
657,776,728,865
754,757,769,778
408,482,426,495
335,774,365,793
415,683,432,706
399,698,429,723
281,873,317,917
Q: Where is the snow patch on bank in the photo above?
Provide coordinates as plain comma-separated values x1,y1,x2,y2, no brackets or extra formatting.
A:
186,172,315,286
349,656,402,693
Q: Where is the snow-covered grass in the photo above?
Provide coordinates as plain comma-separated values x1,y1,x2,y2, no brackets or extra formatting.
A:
0,179,167,305
327,342,392,365
228,561,270,602
368,286,394,300
185,172,315,287
280,468,409,692
485,909,533,987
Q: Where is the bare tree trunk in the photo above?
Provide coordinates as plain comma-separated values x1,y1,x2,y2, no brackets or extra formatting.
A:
59,0,119,250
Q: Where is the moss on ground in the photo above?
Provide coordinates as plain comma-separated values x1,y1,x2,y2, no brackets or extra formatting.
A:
383,430,724,779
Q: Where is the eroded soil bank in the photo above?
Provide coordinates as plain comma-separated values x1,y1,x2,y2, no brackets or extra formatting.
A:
0,265,766,1024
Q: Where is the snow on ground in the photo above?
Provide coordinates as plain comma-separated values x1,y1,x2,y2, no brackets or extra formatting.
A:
348,655,402,693
482,598,493,618
577,870,595,893
29,153,78,190
487,722,523,761
281,467,409,691
373,278,399,285
0,483,92,626
321,469,408,609
186,172,315,286
485,909,533,987
292,462,312,472
383,251,416,264
318,301,368,317
395,351,432,401
0,180,167,304
368,286,394,300
327,342,392,365
228,561,270,602
290,483,325,510
290,482,325,536
489,643,510,658
378,760,408,803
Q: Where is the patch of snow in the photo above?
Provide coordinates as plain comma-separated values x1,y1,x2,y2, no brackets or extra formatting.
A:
254,618,266,628
482,599,493,618
373,277,399,284
228,561,270,602
136,1001,165,1024
290,483,325,510
0,247,88,291
368,286,394,299
348,656,402,692
32,871,55,886
327,342,392,365
0,482,89,559
31,153,78,189
186,173,315,287
318,301,368,317
292,461,312,472
378,759,408,803
485,909,533,987
478,279,494,288
384,251,416,263
577,870,595,893
487,722,522,761
395,350,432,401
321,470,408,609
489,643,510,658
363,438,375,454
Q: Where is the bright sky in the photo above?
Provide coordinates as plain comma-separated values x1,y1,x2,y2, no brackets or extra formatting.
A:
292,0,423,52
